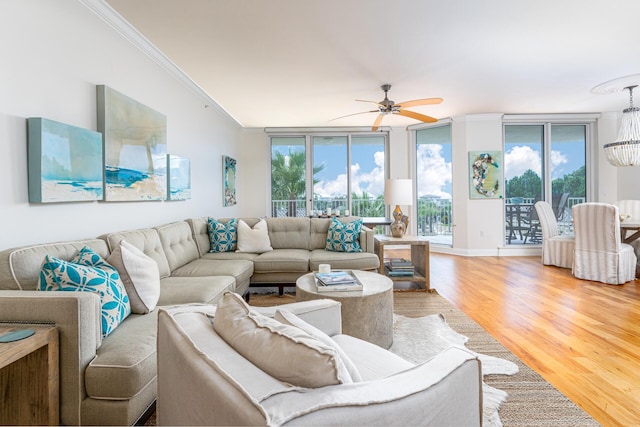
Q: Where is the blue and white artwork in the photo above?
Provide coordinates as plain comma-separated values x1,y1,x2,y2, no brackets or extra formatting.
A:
167,154,191,200
97,85,167,201
27,118,103,203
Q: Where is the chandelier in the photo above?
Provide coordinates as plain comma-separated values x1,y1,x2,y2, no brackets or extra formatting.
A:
592,74,640,167
604,85,640,166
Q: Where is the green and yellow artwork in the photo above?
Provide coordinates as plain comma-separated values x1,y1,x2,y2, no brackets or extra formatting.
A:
469,151,503,199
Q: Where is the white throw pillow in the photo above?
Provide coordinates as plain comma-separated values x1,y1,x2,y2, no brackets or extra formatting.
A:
107,240,160,314
213,292,352,387
236,218,273,253
275,309,362,382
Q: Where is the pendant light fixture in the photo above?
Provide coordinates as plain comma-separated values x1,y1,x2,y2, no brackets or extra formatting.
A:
592,74,640,167
604,85,640,166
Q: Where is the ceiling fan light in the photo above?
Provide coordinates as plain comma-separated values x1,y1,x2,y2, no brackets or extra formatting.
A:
605,86,640,167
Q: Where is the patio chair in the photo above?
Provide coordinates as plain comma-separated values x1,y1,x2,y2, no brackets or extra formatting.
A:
572,202,637,285
534,201,574,269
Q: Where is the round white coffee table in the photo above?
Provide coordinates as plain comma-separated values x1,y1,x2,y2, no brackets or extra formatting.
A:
296,270,393,349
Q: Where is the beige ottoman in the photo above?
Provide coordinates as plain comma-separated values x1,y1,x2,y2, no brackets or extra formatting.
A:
296,270,393,348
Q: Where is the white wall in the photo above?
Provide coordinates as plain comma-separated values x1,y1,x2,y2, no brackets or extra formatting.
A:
0,0,242,248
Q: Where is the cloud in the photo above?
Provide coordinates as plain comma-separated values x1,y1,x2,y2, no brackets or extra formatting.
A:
314,150,385,198
504,146,541,180
314,146,453,200
550,150,569,179
416,144,452,199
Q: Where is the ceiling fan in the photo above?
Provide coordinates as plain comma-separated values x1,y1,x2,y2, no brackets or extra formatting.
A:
332,84,443,131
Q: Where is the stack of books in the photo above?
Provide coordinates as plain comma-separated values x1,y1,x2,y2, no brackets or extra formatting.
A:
315,271,363,292
384,258,415,277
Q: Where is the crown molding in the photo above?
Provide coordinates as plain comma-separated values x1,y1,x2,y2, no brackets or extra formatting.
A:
80,0,242,127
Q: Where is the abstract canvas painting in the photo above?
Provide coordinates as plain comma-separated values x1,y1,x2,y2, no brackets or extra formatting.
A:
27,117,103,203
167,154,191,200
97,85,167,201
223,155,237,206
469,151,503,199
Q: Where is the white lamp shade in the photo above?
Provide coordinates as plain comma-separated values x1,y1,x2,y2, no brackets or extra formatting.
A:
384,179,413,205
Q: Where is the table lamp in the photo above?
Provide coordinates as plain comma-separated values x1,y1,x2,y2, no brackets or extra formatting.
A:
384,178,413,238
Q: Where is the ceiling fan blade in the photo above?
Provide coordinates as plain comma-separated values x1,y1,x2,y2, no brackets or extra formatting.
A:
396,109,438,123
329,110,379,122
356,99,385,108
371,114,384,131
395,97,443,108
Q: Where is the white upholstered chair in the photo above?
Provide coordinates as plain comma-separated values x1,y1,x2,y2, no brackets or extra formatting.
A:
534,201,574,269
572,202,637,285
614,199,640,277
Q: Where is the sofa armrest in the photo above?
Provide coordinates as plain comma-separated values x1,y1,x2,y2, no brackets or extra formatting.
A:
253,298,343,336
0,291,102,426
360,226,375,253
268,347,482,426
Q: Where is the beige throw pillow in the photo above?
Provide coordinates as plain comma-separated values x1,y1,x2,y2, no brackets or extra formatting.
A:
213,292,352,387
236,218,272,253
107,240,160,314
275,309,362,382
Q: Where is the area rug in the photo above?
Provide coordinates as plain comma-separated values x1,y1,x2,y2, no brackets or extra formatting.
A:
390,313,517,427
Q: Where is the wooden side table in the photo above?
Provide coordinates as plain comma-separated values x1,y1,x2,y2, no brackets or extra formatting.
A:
374,234,430,291
0,325,59,425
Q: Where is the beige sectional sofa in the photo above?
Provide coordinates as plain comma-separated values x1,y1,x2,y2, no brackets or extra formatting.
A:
0,216,378,426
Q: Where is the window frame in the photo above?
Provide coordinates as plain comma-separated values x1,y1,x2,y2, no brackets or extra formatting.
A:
268,129,389,217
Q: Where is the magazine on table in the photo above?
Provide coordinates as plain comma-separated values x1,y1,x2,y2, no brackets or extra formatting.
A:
314,270,363,292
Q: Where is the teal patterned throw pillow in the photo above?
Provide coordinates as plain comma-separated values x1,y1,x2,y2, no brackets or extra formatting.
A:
208,217,238,252
325,217,363,253
37,247,131,337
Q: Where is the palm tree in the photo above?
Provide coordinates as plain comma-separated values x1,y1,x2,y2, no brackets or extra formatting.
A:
271,150,325,217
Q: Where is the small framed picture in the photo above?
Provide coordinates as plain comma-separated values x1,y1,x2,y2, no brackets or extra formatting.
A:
469,151,503,199
223,155,237,206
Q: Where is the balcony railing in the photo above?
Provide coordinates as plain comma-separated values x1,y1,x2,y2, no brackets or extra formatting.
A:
271,196,586,247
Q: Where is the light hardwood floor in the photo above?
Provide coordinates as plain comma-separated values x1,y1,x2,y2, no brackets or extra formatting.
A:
421,252,640,427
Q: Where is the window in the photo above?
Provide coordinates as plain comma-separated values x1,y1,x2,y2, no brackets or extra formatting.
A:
415,124,453,246
504,123,588,245
270,133,386,218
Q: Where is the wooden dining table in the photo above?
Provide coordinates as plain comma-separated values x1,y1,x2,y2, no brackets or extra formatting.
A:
620,218,640,244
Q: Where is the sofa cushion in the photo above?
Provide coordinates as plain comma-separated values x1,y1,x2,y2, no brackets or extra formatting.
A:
208,217,238,252
101,228,171,279
107,240,160,314
158,276,235,306
266,217,311,250
275,309,362,382
38,247,131,337
85,311,158,399
0,239,110,291
325,217,363,252
213,292,352,387
156,221,201,272
236,219,273,253
170,258,253,290
332,334,414,381
252,249,310,273
310,249,380,271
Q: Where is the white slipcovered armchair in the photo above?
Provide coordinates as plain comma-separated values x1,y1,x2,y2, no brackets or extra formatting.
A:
156,294,483,426
572,203,637,285
534,201,574,269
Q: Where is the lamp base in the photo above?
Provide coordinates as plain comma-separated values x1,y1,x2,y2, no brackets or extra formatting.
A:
390,205,407,238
